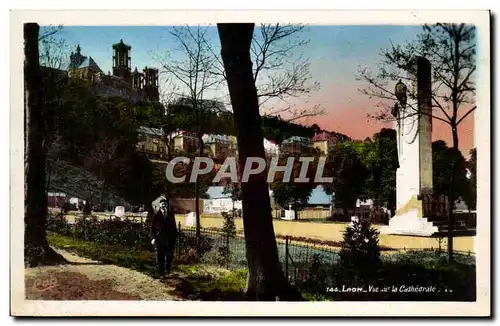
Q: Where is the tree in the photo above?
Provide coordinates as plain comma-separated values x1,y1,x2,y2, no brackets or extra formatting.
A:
38,28,71,197
218,23,302,301
250,24,323,121
222,180,242,218
373,129,398,212
358,23,476,262
269,148,320,220
432,140,468,203
358,129,399,213
84,134,122,208
340,217,381,277
324,142,368,219
156,25,224,241
24,23,66,266
463,148,476,211
204,24,323,122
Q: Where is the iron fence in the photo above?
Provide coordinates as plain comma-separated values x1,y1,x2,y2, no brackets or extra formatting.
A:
174,224,475,289
48,212,476,292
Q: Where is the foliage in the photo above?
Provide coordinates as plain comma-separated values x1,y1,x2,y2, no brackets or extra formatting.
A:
339,218,381,275
300,254,331,293
368,129,398,211
220,211,237,238
48,224,475,301
324,142,368,217
463,148,477,211
176,229,214,262
270,147,323,217
222,182,242,203
174,267,247,301
40,70,162,205
46,212,73,236
217,211,237,266
432,140,468,203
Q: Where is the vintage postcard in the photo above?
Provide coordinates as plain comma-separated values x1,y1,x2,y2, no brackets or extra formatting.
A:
10,10,491,316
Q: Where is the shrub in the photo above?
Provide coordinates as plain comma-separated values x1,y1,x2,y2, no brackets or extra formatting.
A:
302,253,331,293
221,211,236,238
217,211,237,266
71,216,150,249
339,217,381,276
176,230,214,263
46,212,73,236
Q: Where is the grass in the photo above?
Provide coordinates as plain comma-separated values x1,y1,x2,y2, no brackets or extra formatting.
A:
47,232,156,273
47,233,247,301
175,267,248,301
47,232,476,301
46,233,334,301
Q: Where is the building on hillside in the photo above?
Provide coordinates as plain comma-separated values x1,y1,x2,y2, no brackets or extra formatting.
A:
65,40,160,103
228,135,238,156
263,138,280,157
137,126,166,161
203,134,232,158
170,130,199,154
281,136,313,154
312,131,342,155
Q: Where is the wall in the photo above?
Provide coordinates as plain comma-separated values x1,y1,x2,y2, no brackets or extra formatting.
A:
203,198,242,214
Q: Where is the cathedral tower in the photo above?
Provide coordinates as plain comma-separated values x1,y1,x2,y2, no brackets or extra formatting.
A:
112,39,132,83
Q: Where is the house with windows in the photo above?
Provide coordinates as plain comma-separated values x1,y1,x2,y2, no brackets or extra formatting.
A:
312,131,343,155
281,136,313,154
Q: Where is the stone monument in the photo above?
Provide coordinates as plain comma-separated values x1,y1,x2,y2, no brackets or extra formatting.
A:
381,57,439,236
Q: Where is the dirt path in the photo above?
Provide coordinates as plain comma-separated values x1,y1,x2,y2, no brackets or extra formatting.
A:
25,249,185,300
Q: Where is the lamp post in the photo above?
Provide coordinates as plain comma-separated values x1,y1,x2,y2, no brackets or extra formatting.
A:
392,79,407,119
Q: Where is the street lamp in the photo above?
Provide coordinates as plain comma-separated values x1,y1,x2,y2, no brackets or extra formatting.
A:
395,79,407,106
392,79,407,167
392,79,407,118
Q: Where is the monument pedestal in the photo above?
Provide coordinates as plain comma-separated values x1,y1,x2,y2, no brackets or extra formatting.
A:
380,196,438,236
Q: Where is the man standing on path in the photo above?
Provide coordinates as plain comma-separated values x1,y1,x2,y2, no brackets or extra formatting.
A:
150,198,178,279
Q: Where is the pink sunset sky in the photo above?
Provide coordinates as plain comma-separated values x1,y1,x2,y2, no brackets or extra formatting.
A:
306,85,475,157
287,25,476,157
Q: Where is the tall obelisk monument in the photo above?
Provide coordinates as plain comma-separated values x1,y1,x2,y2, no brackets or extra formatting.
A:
381,57,438,236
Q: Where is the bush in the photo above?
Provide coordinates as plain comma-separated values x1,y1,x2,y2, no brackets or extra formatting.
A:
176,230,214,263
216,211,237,266
221,211,236,238
339,217,381,276
46,212,73,236
71,216,151,249
301,254,331,293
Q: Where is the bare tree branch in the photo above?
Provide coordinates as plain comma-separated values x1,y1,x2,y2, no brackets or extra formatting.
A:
456,106,476,126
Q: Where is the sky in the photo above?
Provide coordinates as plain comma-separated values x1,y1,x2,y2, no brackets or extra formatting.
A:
43,25,476,157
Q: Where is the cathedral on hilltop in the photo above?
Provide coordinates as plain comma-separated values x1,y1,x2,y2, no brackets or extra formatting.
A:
67,39,160,103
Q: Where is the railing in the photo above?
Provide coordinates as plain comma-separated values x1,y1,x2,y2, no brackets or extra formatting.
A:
47,212,476,294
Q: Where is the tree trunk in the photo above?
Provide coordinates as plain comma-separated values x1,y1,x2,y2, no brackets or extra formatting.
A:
45,162,52,195
195,136,204,240
218,23,303,301
24,23,66,267
343,206,348,220
447,124,459,263
232,193,235,219
98,180,106,209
